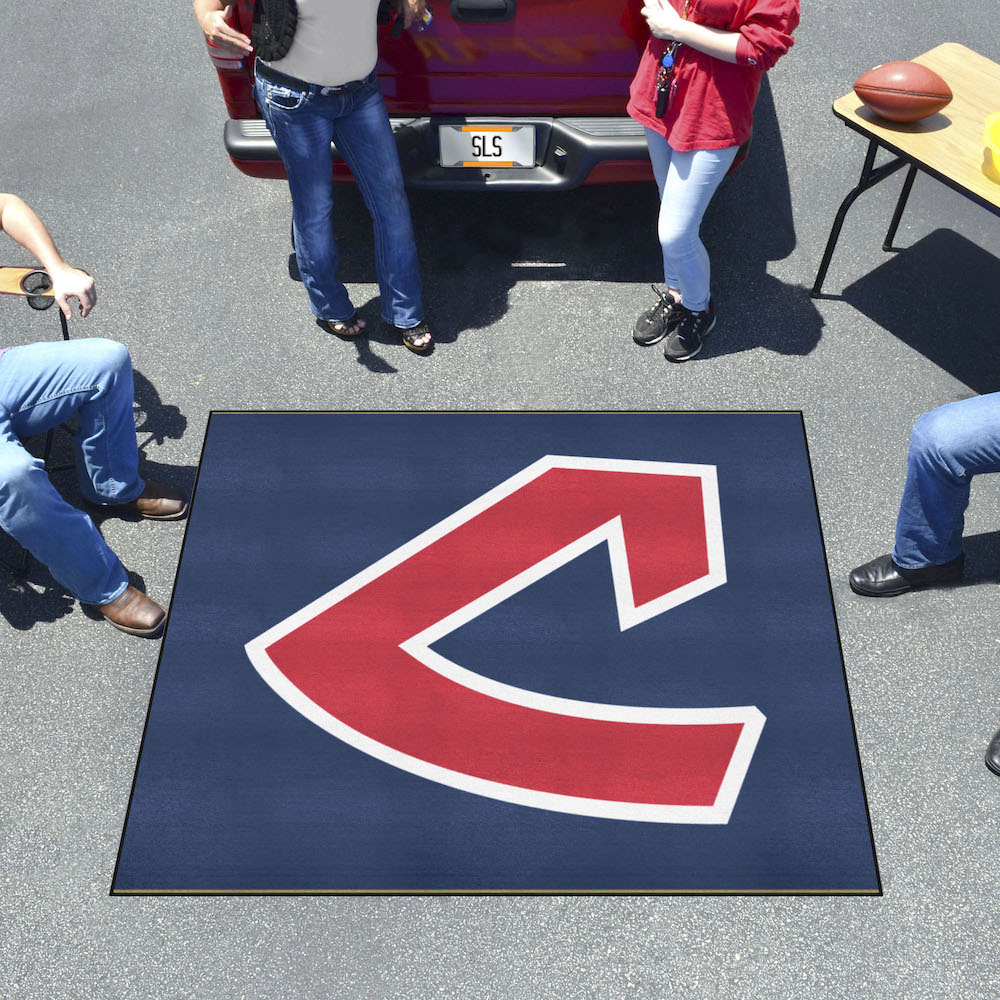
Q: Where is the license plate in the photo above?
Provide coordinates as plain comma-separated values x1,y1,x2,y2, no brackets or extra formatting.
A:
438,125,535,168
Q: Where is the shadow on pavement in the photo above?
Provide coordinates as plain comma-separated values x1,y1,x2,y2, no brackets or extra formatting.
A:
317,75,822,363
133,368,187,450
0,540,152,631
292,252,402,373
841,229,1000,393
0,572,76,630
705,75,824,360
321,178,665,356
963,530,1000,586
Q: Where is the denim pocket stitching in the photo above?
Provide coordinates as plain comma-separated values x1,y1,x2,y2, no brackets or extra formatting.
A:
266,83,307,112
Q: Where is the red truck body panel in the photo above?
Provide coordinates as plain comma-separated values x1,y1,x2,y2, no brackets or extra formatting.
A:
211,1,668,185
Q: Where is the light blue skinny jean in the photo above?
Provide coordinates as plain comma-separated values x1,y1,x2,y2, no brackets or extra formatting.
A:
893,392,1000,568
644,129,739,313
256,66,424,329
0,338,143,604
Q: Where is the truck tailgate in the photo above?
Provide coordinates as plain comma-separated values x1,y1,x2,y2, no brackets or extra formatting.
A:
377,1,647,116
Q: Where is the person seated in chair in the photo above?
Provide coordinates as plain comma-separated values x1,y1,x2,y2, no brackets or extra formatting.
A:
0,193,187,637
848,391,999,776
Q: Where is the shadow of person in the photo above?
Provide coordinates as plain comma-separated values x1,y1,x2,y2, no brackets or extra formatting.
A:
329,179,666,354
132,367,187,451
291,239,402,373
315,300,401,374
283,76,821,364
962,530,1000,586
701,75,825,360
0,553,149,631
0,567,75,630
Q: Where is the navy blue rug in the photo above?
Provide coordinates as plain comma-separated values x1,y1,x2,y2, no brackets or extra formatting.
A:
113,412,879,894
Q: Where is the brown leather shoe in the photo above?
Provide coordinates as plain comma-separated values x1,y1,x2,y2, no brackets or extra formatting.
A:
115,480,188,520
98,586,166,637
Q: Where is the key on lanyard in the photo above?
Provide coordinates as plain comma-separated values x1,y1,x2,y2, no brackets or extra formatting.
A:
655,45,678,118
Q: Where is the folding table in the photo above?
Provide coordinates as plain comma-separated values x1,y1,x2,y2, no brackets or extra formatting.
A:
812,43,1000,297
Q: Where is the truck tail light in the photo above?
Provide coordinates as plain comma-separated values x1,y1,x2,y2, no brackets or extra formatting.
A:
206,3,250,72
207,39,247,72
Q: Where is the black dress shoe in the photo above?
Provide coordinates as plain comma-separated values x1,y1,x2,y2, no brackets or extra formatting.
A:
848,552,964,597
986,727,1000,777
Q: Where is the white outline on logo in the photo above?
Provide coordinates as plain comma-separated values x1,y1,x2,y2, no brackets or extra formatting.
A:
246,456,765,824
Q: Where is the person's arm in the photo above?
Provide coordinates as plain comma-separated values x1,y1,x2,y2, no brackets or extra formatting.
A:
641,0,797,70
0,194,96,319
193,0,252,57
641,0,740,62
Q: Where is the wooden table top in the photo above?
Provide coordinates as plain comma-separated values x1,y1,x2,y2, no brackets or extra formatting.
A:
833,43,1000,212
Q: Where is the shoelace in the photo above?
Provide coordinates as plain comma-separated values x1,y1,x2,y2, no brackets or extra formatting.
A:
676,304,710,343
649,284,676,319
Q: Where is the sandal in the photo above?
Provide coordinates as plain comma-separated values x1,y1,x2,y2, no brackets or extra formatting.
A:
323,312,366,338
397,321,433,354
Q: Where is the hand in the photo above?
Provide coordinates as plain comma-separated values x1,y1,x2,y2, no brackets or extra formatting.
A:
641,0,686,42
50,265,96,319
396,0,427,30
197,4,252,57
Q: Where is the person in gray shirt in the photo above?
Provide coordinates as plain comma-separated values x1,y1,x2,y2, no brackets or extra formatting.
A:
195,0,433,352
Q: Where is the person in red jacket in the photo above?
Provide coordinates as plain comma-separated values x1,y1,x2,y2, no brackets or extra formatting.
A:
628,0,799,361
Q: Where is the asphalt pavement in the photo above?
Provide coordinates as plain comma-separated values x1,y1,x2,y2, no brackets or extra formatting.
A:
1,1,999,997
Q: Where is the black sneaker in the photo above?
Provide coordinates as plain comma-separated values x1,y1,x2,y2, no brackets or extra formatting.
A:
632,285,682,346
664,299,716,362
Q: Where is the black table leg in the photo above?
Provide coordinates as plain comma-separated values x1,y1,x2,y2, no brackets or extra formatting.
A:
883,164,918,251
811,139,909,297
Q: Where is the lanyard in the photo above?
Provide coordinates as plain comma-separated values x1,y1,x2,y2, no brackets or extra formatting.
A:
654,0,692,117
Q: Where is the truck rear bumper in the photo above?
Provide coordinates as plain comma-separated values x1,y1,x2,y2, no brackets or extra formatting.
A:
224,115,654,189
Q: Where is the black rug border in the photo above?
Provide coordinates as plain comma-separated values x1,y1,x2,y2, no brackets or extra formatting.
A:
110,409,883,898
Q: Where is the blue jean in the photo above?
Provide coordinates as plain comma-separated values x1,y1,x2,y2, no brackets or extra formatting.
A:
644,129,739,312
893,392,1000,569
255,67,424,329
0,338,144,604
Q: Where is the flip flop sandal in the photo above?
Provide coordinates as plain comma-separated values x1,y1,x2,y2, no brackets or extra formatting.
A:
397,322,433,354
323,312,366,338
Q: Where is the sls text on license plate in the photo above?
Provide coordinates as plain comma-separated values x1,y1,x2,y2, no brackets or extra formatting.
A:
439,125,535,168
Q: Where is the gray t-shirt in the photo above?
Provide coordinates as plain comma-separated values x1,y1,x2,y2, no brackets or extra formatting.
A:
262,0,383,88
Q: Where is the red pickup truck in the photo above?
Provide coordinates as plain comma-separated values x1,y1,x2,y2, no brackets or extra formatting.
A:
209,0,669,189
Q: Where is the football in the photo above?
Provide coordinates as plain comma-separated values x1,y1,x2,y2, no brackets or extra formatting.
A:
853,61,953,123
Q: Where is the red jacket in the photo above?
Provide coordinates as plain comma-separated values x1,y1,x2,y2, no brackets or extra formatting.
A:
627,0,799,152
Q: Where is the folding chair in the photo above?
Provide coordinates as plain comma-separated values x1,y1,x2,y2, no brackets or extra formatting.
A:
0,267,71,574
